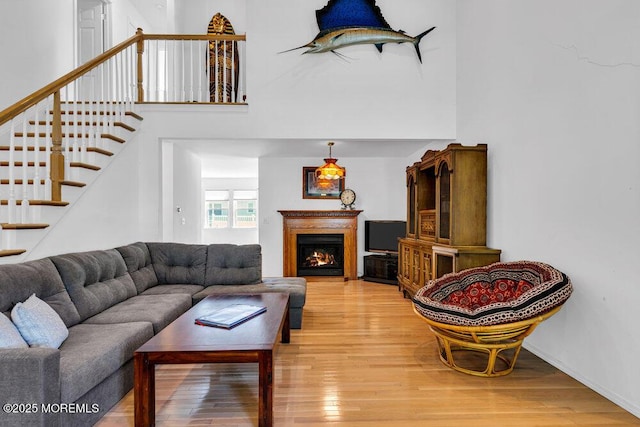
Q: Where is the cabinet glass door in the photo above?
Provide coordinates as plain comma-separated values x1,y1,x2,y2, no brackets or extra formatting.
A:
439,164,451,240
408,175,416,236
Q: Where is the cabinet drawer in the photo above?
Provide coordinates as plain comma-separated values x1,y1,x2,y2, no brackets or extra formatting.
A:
419,210,436,240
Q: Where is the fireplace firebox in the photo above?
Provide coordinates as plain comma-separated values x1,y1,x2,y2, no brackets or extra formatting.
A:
296,234,344,277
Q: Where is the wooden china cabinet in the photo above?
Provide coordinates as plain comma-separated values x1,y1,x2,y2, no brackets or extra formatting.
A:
398,143,501,298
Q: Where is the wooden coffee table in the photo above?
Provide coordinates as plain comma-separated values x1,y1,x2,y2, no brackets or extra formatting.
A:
134,293,290,427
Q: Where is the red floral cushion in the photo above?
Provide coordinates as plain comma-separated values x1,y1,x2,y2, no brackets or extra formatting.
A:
413,261,572,326
441,278,534,310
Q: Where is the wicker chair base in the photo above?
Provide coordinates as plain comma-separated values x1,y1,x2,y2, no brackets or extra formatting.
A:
413,305,563,377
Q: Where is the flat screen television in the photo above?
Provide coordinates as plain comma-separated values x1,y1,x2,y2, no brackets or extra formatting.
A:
364,220,406,255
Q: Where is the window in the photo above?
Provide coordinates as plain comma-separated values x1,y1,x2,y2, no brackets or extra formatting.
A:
204,190,257,229
204,190,229,228
233,190,257,228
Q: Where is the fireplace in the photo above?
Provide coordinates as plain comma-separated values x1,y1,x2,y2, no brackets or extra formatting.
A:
279,210,362,280
297,234,344,277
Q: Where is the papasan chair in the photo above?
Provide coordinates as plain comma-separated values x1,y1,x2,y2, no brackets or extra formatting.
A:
412,261,572,377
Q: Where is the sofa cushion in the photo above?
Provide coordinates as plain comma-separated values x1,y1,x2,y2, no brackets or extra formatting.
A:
193,277,306,308
0,313,28,349
11,294,69,349
261,277,307,307
140,284,204,296
147,243,207,285
59,322,154,402
51,249,137,322
0,258,81,327
115,242,158,293
205,244,262,285
82,294,192,334
413,261,573,326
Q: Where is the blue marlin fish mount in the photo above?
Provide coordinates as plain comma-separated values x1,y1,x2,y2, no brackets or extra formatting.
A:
281,0,436,63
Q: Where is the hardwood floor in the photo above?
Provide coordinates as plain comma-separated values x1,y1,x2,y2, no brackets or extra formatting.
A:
96,279,639,426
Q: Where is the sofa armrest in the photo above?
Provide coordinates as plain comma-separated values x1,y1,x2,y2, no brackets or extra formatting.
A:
0,348,61,426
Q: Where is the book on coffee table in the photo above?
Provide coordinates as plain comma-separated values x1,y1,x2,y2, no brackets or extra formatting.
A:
195,304,267,329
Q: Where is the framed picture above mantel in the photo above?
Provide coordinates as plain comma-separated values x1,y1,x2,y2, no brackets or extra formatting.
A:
302,166,345,199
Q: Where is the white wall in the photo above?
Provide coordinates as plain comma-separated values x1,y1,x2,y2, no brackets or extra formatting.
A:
0,1,75,110
247,0,455,140
456,0,640,417
0,0,156,111
174,0,246,34
110,0,155,41
24,133,146,260
152,0,456,140
170,145,202,243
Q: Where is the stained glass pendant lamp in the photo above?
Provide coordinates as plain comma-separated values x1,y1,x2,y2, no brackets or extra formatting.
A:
316,142,345,180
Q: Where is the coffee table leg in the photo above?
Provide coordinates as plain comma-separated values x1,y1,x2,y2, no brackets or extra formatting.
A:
134,353,155,427
282,299,290,344
258,350,273,427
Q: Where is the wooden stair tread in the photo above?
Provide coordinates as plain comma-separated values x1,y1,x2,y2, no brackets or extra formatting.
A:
89,147,113,156
102,134,125,143
0,179,85,187
1,223,49,230
126,111,143,121
0,160,100,169
58,110,137,117
50,110,143,122
29,120,135,132
13,132,123,142
0,249,26,257
62,180,86,187
61,101,128,104
0,161,47,167
0,179,46,185
0,199,69,206
70,162,100,171
0,146,113,156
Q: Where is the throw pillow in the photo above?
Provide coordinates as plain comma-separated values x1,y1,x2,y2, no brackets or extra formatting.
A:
0,314,28,349
11,294,69,349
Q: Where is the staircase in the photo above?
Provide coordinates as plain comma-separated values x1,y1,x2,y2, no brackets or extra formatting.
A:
0,102,142,260
0,29,247,262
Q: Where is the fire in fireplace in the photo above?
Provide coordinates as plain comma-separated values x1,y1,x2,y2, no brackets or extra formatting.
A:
296,234,344,277
303,250,336,267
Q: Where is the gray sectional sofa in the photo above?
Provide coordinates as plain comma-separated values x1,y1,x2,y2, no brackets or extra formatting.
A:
0,242,306,427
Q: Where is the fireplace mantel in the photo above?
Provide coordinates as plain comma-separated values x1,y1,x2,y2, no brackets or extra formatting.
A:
279,210,363,218
278,210,362,280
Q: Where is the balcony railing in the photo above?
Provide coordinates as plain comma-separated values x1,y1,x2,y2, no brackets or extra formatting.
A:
142,34,246,103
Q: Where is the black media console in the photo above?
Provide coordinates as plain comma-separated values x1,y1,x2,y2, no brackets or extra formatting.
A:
362,254,398,285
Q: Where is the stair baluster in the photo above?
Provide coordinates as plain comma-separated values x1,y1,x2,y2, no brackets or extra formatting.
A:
80,80,87,165
7,119,16,224
44,98,52,200
51,90,64,203
20,115,29,224
73,81,79,164
33,103,42,200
